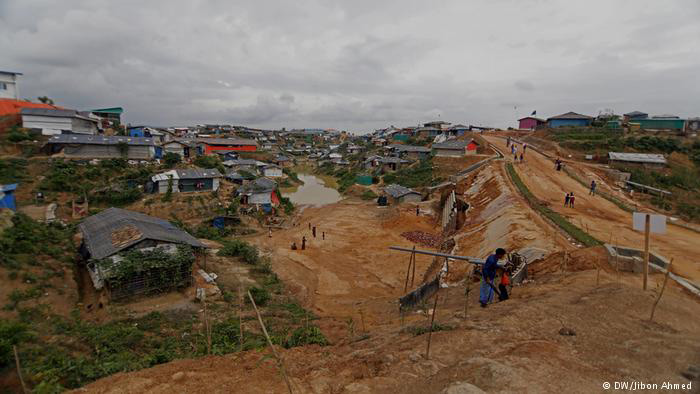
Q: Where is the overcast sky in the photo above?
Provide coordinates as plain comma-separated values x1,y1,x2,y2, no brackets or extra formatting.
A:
2,1,699,132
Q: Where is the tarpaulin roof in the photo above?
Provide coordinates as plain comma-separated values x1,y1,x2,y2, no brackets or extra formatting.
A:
79,207,204,260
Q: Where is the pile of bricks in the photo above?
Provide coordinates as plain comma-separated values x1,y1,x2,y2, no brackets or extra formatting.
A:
400,231,441,248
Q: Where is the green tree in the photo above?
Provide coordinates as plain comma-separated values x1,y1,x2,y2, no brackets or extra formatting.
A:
163,152,181,168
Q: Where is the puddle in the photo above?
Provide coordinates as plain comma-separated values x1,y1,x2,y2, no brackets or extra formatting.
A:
283,174,342,206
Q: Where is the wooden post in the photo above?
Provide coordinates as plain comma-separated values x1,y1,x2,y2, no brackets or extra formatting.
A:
203,298,212,355
248,290,294,394
411,246,416,287
13,346,28,394
425,291,440,359
463,274,471,319
614,238,620,284
643,214,650,290
404,251,413,293
238,284,244,352
650,259,674,321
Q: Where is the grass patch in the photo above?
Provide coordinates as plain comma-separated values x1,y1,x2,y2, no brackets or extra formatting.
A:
0,157,29,184
383,158,442,188
360,190,378,200
506,163,602,247
217,239,260,264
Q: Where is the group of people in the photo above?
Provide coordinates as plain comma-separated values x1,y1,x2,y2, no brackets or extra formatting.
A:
506,138,527,163
479,248,512,308
564,192,576,208
290,222,325,251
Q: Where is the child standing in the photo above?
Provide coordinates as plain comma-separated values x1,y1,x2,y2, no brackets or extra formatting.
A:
499,269,510,301
564,193,570,207
569,192,576,208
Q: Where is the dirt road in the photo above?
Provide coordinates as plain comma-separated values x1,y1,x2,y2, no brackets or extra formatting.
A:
486,135,700,283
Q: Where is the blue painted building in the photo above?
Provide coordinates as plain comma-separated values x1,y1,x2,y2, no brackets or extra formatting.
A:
0,183,18,211
547,112,593,128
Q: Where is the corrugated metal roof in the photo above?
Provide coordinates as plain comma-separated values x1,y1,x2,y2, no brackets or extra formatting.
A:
78,208,205,260
383,184,419,198
0,70,22,75
517,117,545,122
223,159,258,167
608,152,666,164
21,108,79,117
238,177,277,194
378,156,409,164
152,168,221,181
433,139,470,150
624,111,648,117
0,98,62,116
48,134,156,146
389,144,431,153
547,112,593,120
91,107,123,114
197,137,257,146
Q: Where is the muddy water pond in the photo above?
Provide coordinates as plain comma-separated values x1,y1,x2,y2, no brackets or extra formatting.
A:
283,174,341,206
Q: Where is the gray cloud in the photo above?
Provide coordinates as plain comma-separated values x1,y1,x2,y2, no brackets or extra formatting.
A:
1,0,699,132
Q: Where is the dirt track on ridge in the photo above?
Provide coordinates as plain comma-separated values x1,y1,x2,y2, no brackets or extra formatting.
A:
486,135,700,283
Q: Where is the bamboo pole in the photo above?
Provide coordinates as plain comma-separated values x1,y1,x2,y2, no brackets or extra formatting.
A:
614,238,620,284
13,346,28,394
411,246,416,287
650,258,674,322
203,299,212,355
404,252,412,293
425,291,440,359
238,284,244,352
463,274,471,319
248,290,294,394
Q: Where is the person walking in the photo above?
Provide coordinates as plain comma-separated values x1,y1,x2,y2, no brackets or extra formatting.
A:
480,248,506,308
312,226,316,238
268,227,272,238
322,232,325,240
308,222,311,230
569,192,575,208
416,206,420,216
589,180,597,196
301,236,306,250
514,152,518,162
564,192,570,207
523,143,527,153
519,152,524,162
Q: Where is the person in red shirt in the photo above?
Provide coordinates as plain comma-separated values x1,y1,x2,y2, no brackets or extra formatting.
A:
499,269,510,301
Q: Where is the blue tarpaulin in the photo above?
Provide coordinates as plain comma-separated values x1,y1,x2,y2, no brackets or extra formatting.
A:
0,183,18,211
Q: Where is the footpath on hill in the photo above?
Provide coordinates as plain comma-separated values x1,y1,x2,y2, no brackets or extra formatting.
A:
485,135,700,283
